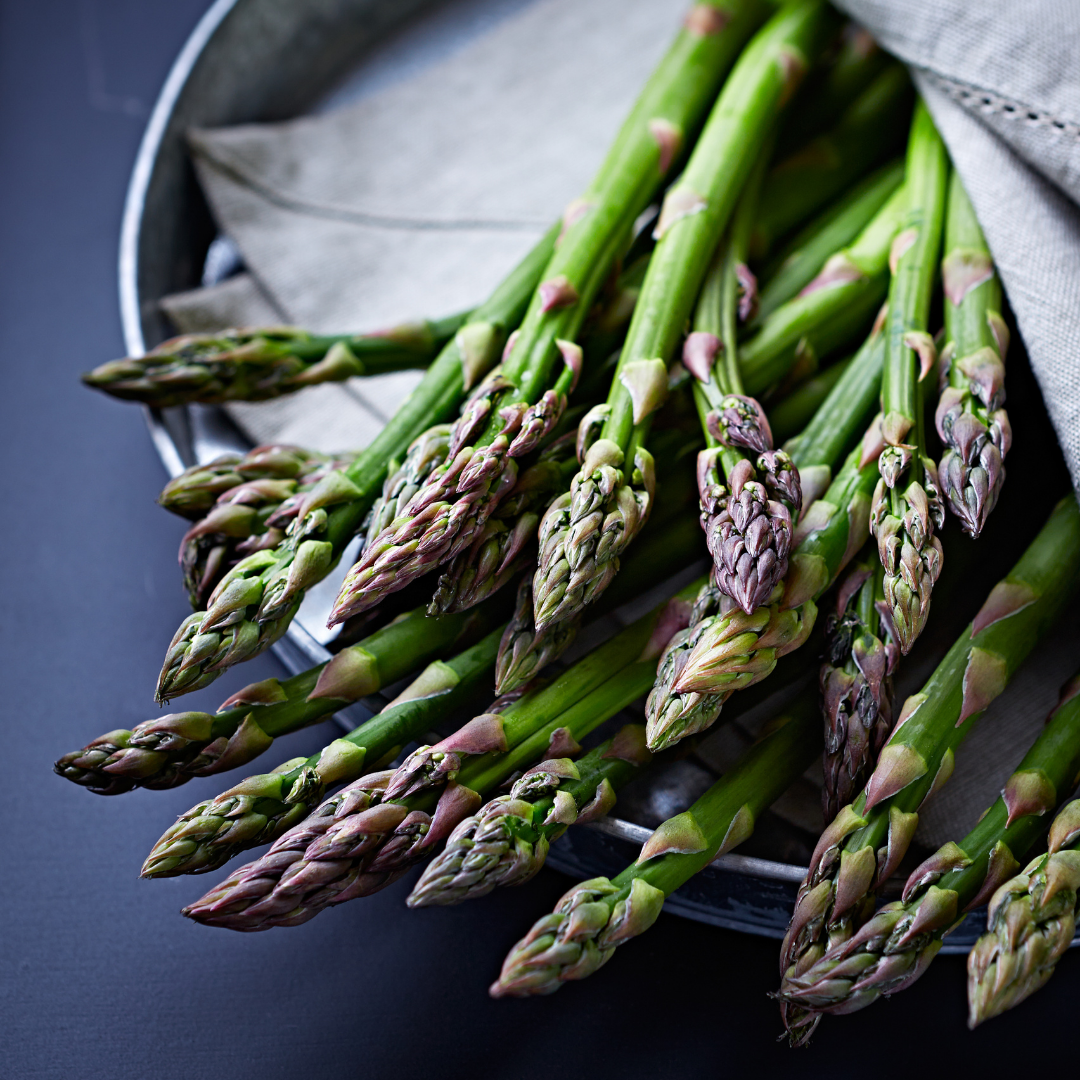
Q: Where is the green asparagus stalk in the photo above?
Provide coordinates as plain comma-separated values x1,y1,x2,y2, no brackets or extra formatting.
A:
327,0,771,624
871,99,949,655
776,22,888,147
82,314,467,408
967,683,1080,1026
736,181,904,400
937,171,1011,537
781,325,886,490
407,725,653,907
776,496,1080,1044
153,225,558,701
820,556,897,821
755,159,903,323
490,692,821,996
530,1,829,634
56,592,511,795
780,669,1080,1039
690,147,809,620
141,628,504,877
753,62,912,254
767,355,850,447
183,586,698,930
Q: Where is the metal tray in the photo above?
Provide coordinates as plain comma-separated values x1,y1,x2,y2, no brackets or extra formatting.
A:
119,0,1032,951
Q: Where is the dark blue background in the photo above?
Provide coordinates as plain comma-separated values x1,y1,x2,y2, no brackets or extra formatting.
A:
2,2,1070,1076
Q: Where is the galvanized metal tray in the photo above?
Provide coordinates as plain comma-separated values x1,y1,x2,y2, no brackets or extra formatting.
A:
119,0,1043,950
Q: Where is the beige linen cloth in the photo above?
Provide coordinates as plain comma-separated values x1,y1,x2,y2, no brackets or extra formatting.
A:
159,0,1080,849
163,0,686,451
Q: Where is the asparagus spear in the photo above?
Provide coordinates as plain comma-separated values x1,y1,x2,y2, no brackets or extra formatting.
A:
490,692,821,996
754,62,912,254
407,725,652,907
691,149,809,621
780,668,1080,1039
158,445,326,519
820,556,897,820
428,438,579,616
81,314,466,408
530,0,830,633
776,496,1080,1043
937,171,1011,537
967,683,1080,1027
141,629,504,877
495,506,703,695
755,159,903,323
183,587,697,930
326,0,771,624
55,593,511,795
152,225,557,701
871,100,949,655
176,449,356,609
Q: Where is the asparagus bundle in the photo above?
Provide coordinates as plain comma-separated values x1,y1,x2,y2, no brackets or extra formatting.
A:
871,99,949,655
62,0,1078,1032
183,585,697,930
82,314,466,408
142,629,503,877
495,344,845,696
937,172,1011,537
779,668,1080,1035
166,446,356,608
413,638,816,908
967,677,1080,1027
776,496,1080,1044
56,594,510,795
490,692,821,996
326,0,770,624
529,1,829,634
152,226,557,701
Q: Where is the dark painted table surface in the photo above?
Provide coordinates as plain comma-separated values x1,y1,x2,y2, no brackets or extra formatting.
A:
1,2,1072,1076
